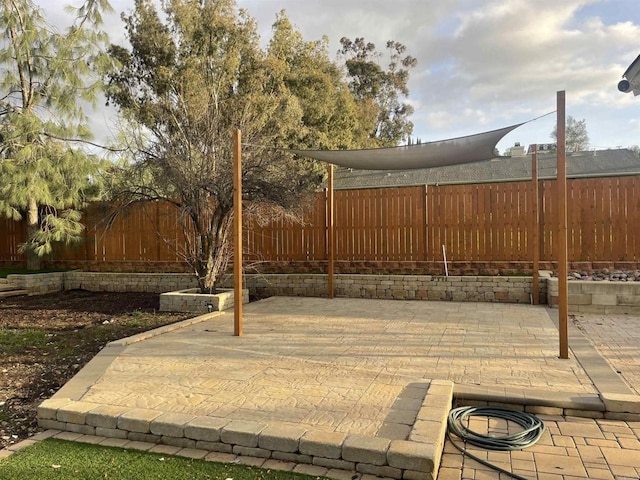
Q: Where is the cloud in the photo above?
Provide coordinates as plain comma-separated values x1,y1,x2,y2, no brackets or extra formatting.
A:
240,0,640,147
38,0,640,151
402,0,640,147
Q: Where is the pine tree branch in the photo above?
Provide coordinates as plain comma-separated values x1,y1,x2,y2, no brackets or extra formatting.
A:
41,131,126,152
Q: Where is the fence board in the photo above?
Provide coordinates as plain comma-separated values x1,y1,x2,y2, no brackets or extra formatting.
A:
466,185,475,261
541,180,554,261
425,185,434,261
597,179,609,260
574,180,584,261
493,185,502,260
579,180,593,260
518,182,529,261
0,217,25,262
613,178,625,260
630,178,640,260
479,184,489,260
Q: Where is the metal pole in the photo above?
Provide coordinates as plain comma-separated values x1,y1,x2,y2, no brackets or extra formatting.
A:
233,129,243,336
531,145,540,305
442,244,449,277
327,164,335,299
557,91,569,358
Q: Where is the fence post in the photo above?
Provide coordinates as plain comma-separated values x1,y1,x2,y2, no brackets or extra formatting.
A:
531,145,540,305
327,164,335,299
557,91,569,359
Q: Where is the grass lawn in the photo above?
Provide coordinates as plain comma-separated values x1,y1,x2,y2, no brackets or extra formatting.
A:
0,439,326,480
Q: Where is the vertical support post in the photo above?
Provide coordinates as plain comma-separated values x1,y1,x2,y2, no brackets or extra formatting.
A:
531,145,540,305
156,201,162,261
233,129,243,336
423,184,429,262
327,164,335,299
557,91,569,359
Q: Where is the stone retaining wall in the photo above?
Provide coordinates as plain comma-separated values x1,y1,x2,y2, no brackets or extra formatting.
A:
239,274,543,304
63,271,198,293
548,278,640,314
9,271,547,305
7,272,64,295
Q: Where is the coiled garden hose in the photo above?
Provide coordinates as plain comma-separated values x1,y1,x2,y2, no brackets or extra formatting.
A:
447,405,545,480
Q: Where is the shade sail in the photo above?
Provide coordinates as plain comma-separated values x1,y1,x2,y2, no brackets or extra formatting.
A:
289,122,524,170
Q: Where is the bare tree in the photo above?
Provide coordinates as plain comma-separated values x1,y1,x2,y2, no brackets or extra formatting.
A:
551,116,590,153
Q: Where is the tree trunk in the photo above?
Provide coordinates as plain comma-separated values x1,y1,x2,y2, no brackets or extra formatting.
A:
202,243,221,294
199,215,233,294
26,195,40,270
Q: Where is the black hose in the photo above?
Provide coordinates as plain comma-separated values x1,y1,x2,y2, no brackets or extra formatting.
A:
447,405,545,480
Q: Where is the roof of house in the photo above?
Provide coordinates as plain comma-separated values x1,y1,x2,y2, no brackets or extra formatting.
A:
333,148,640,190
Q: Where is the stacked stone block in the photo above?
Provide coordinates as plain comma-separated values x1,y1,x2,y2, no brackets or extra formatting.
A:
8,273,64,295
38,380,456,480
548,277,640,314
239,274,541,305
159,288,249,313
63,272,197,293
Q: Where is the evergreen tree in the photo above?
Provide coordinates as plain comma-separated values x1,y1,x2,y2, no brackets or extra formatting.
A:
0,0,112,268
267,11,371,150
339,36,417,147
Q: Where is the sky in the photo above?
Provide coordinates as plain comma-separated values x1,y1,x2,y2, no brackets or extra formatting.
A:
43,0,640,154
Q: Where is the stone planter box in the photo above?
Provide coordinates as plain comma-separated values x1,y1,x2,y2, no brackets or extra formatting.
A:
159,288,249,313
548,277,640,314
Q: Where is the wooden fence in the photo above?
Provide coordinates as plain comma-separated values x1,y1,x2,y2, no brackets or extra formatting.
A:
1,175,640,267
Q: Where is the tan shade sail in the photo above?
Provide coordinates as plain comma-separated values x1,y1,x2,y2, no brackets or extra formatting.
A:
289,122,524,170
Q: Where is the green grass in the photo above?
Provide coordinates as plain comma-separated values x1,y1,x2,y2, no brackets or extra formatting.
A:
0,328,49,354
0,439,325,480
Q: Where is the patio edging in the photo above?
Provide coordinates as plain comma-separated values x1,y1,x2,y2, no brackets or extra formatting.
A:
37,380,455,480
453,385,640,422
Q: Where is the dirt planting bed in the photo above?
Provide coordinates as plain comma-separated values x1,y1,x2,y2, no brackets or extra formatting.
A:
0,290,190,450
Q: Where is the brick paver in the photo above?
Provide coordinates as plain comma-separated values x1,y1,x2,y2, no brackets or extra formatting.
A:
439,307,640,479
441,415,640,479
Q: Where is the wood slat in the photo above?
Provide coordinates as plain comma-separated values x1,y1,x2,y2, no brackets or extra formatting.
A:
4,176,640,268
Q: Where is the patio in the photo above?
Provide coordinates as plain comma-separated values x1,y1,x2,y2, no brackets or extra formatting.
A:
36,297,640,479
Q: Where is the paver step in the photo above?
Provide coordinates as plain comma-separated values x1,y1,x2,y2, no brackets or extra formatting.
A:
0,289,28,298
0,283,20,292
38,378,455,480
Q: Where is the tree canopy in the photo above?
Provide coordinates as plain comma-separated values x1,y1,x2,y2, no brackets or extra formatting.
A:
339,36,417,147
0,0,113,268
551,115,590,153
106,0,399,291
266,12,371,150
103,0,419,291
